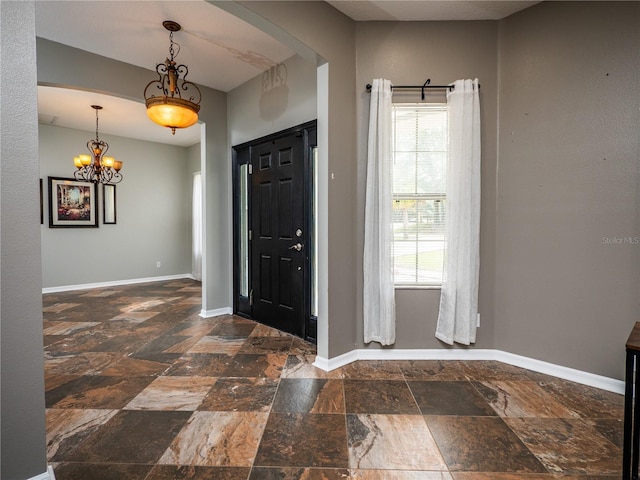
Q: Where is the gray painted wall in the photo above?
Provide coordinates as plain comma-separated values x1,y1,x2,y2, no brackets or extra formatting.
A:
496,2,640,379
228,54,317,147
1,2,48,478
239,2,639,380
188,143,201,174
40,124,192,288
355,21,499,350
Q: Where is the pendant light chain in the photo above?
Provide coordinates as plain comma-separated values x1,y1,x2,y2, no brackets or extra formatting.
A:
169,30,175,61
95,107,100,143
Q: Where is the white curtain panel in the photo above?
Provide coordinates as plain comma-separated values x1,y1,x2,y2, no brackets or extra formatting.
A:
435,78,481,345
192,172,203,281
364,79,396,345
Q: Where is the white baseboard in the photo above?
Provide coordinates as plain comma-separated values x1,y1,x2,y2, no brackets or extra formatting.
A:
313,349,359,371
200,307,233,318
494,350,624,394
29,466,56,480
313,348,624,394
42,274,194,294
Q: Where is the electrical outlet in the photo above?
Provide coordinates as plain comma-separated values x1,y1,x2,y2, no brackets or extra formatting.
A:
156,261,161,268
477,313,481,327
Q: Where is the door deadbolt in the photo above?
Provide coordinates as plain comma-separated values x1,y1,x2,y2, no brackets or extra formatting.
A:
296,229,303,237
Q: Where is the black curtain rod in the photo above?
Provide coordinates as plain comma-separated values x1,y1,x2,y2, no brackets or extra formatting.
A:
365,79,479,100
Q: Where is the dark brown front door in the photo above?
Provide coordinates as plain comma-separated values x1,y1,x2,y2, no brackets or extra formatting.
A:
250,132,305,337
233,121,316,341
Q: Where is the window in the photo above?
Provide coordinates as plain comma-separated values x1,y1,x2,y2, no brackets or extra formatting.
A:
392,104,447,286
311,146,318,318
192,172,203,282
238,164,249,297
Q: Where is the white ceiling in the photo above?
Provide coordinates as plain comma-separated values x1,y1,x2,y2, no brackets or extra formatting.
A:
35,0,540,148
327,1,539,21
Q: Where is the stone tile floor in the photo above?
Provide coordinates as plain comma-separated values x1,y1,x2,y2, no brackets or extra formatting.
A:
44,279,624,479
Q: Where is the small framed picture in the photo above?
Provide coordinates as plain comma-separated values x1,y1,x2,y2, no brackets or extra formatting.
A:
48,176,98,228
40,178,44,225
103,183,116,224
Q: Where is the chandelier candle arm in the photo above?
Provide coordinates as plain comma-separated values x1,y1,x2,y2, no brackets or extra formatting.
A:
143,20,201,135
72,105,123,185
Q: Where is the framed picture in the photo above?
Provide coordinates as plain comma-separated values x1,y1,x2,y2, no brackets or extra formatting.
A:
40,178,44,225
103,184,116,224
48,176,98,228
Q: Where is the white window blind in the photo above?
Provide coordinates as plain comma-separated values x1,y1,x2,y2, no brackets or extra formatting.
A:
392,104,448,285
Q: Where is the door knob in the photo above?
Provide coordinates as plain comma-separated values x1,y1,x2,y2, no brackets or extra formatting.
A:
289,243,303,251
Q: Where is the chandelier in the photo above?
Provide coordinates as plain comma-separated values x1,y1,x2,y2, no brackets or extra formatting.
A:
73,105,123,185
144,20,201,135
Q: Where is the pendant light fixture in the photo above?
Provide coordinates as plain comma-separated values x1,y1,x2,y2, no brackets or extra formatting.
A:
144,20,201,135
73,105,123,185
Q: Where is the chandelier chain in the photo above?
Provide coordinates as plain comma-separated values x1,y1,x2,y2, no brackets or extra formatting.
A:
168,31,181,62
95,108,100,142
